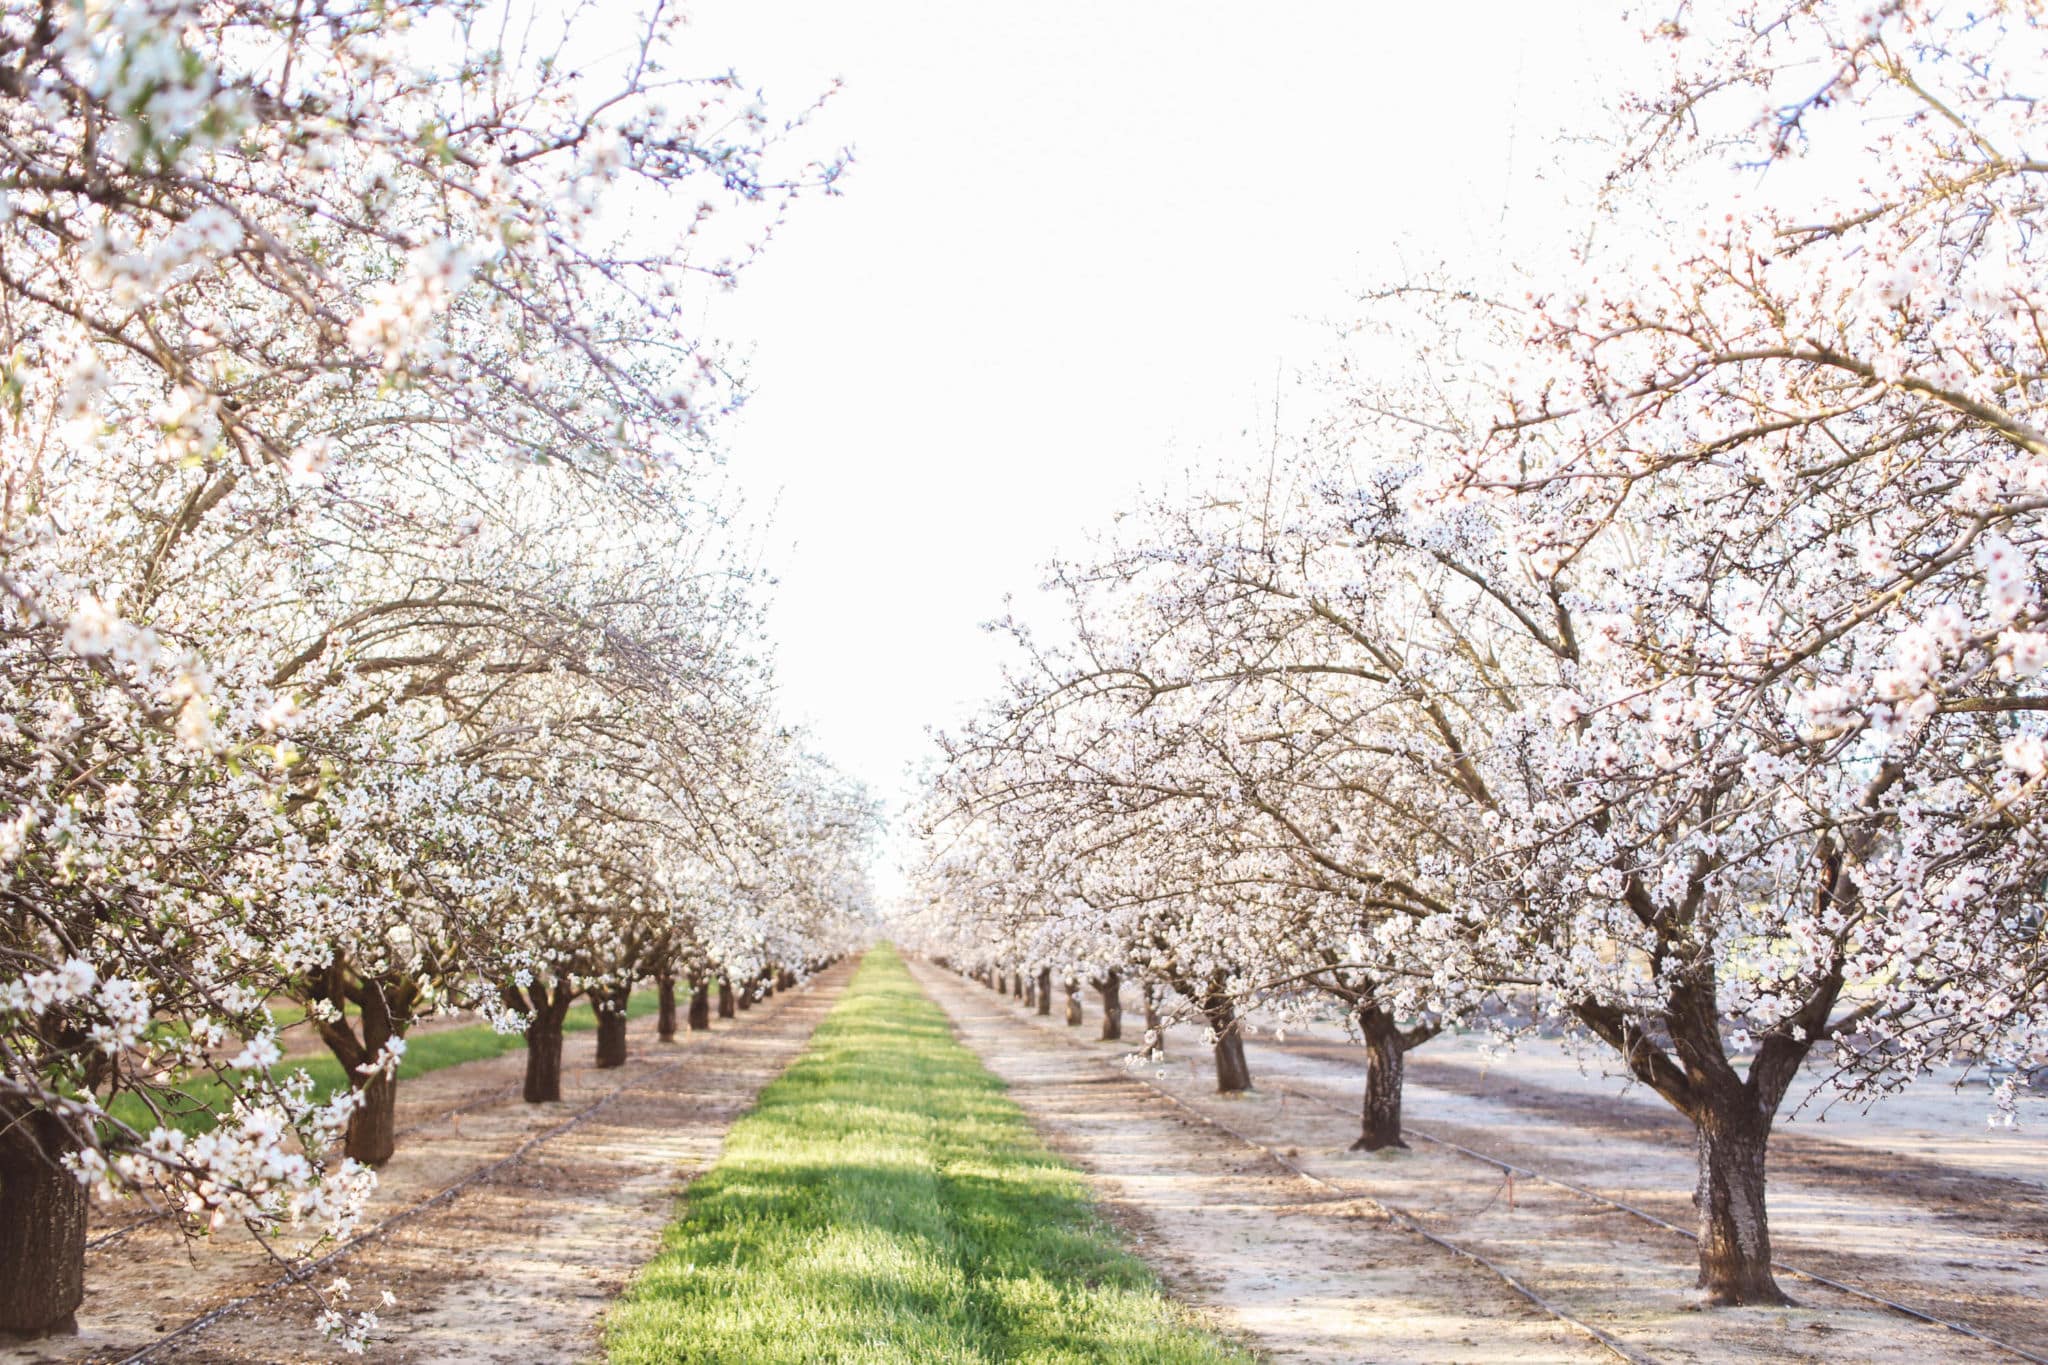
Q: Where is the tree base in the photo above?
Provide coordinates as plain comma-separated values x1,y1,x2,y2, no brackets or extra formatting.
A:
1696,1278,1794,1308
1348,1132,1410,1152
0,1313,78,1341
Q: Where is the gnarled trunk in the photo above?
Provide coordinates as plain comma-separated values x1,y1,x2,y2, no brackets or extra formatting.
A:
0,1110,86,1335
717,978,737,1019
312,975,406,1167
1063,977,1084,1027
1694,1098,1786,1304
656,974,678,1041
1351,1005,1408,1151
1096,971,1123,1041
1036,968,1052,1017
1572,962,1812,1307
594,983,631,1068
688,983,711,1031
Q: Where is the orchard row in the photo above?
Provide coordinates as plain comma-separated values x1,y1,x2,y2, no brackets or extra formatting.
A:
0,0,864,1345
907,0,2048,1312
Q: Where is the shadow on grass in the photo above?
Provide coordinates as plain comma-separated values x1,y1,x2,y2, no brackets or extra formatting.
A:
606,946,1249,1365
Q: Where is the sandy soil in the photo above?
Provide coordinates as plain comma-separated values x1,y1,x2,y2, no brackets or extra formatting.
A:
1255,1036,2048,1353
918,965,2043,1365
909,959,1610,1364
3,965,850,1365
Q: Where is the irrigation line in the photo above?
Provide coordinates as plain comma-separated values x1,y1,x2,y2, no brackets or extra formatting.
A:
115,974,837,1364
86,1208,172,1251
1124,1076,1663,1365
1260,1078,2048,1365
952,977,1658,1365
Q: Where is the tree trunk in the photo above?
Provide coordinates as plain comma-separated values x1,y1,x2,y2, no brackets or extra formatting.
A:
717,978,736,1019
1693,1100,1788,1304
1036,968,1052,1017
656,974,678,1041
1024,977,1036,1009
345,1069,400,1166
1063,977,1084,1027
688,983,711,1031
1143,981,1164,1055
595,984,631,1069
1096,971,1123,1041
0,1110,86,1335
315,980,403,1167
1012,970,1024,1001
525,1010,566,1102
1202,993,1252,1093
1351,1005,1408,1151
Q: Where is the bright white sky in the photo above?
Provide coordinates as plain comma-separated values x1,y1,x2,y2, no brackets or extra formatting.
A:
677,2,1653,872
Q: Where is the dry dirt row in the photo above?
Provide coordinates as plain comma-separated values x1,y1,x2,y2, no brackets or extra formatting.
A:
1259,1037,2048,1353
906,958,1607,1364
4,962,852,1365
909,961,2045,1365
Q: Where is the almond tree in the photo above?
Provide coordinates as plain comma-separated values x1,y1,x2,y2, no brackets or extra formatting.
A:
0,0,844,1338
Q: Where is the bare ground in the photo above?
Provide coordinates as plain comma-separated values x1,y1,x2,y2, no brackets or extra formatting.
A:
3,963,850,1365
1256,1039,2048,1355
908,959,1609,1364
913,963,2044,1365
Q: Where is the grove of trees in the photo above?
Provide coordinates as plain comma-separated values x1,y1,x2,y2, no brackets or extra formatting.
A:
0,0,868,1344
909,0,2048,1310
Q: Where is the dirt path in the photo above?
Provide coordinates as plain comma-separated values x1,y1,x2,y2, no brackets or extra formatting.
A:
908,958,1608,1364
6,963,851,1365
1248,1038,2048,1354
917,964,2038,1365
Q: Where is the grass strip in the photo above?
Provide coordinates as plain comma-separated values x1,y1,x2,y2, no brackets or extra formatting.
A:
606,944,1250,1365
110,988,662,1137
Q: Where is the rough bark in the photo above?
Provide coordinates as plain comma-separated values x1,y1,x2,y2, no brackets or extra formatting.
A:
1351,1005,1410,1151
518,980,576,1104
656,974,678,1041
1063,977,1084,1027
346,1070,400,1167
0,1110,86,1335
1035,967,1052,1017
311,972,406,1167
594,983,631,1069
1693,1097,1787,1304
688,983,711,1031
717,978,737,1019
1095,971,1123,1041
524,1012,565,1101
1573,977,1804,1306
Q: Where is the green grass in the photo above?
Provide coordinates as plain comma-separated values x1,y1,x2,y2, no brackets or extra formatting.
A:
108,988,661,1137
605,945,1250,1365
